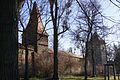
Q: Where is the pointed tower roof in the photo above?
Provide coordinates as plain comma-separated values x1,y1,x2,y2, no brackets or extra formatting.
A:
92,32,99,39
22,2,48,52
91,32,105,44
25,2,48,36
33,2,43,33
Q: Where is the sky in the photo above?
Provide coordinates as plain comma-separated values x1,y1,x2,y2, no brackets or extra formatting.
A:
58,0,120,54
18,0,120,54
99,0,120,45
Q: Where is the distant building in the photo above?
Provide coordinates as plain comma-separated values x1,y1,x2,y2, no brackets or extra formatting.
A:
88,32,107,75
18,2,84,77
22,2,48,53
19,2,49,76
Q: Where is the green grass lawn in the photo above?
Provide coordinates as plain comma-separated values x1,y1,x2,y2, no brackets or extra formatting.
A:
29,76,119,80
60,76,119,80
60,76,103,80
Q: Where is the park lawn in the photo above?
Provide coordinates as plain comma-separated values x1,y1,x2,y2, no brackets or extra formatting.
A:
60,76,119,80
30,76,119,80
61,76,120,80
60,76,104,80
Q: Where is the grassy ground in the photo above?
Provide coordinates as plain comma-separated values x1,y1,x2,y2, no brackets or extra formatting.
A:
60,76,103,80
29,76,119,80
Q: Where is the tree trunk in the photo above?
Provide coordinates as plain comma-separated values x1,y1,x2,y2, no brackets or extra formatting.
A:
84,31,92,80
91,33,96,77
91,41,96,77
50,0,59,79
84,43,88,80
91,50,95,77
24,44,29,80
53,27,59,80
31,52,35,76
24,32,29,80
0,0,19,80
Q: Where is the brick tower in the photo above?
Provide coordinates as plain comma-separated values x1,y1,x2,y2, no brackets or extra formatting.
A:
88,32,107,75
22,2,48,53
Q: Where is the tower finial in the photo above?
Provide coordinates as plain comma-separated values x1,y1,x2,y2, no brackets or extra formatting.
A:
33,1,37,7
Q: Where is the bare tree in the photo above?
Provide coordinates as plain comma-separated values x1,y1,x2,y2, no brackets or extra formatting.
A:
18,0,72,79
114,44,120,78
18,1,49,79
48,0,72,79
73,0,107,79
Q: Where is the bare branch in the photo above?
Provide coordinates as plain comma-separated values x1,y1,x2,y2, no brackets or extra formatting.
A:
76,0,90,22
90,0,120,24
57,26,69,35
116,0,120,3
110,0,120,8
